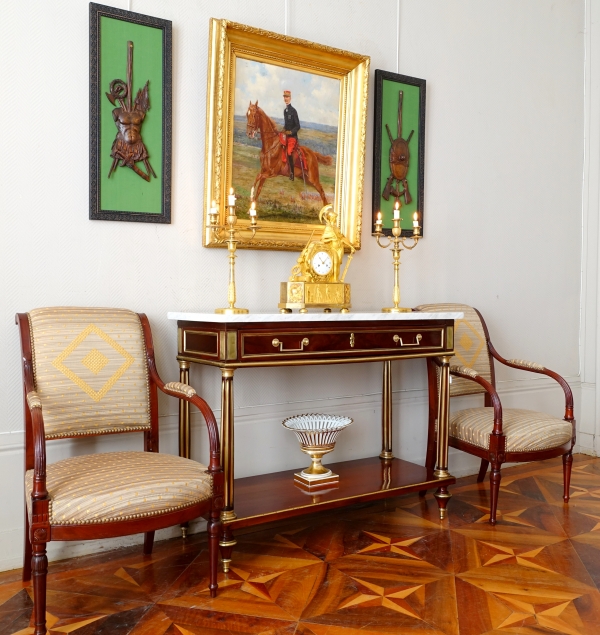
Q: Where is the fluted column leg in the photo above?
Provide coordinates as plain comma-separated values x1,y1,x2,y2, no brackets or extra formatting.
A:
178,360,191,459
178,360,191,539
220,368,236,521
434,356,452,519
380,360,393,459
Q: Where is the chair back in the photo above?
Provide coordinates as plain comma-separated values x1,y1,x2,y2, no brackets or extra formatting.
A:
26,307,152,439
415,303,494,397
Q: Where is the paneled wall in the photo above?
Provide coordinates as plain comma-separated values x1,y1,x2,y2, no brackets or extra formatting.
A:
0,0,584,570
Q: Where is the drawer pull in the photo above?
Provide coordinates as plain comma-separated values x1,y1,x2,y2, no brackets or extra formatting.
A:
350,333,355,348
393,333,422,346
272,337,309,352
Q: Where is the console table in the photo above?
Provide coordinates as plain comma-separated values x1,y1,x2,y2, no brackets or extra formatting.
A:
168,311,461,570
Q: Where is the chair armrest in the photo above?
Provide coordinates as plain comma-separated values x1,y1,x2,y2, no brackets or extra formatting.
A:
489,344,574,421
136,313,222,474
505,358,544,371
154,375,221,473
450,365,504,435
26,391,48,502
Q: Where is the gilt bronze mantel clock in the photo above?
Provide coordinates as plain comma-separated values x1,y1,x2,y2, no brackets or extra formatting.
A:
279,205,355,313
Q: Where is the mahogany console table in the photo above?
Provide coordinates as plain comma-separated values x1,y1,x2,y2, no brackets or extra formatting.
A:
168,311,461,569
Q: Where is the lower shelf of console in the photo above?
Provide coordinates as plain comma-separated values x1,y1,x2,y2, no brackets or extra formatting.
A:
226,456,455,530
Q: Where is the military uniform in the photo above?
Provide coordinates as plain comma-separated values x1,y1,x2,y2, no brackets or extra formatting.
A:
283,94,301,180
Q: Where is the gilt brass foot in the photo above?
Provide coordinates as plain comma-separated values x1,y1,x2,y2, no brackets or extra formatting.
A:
434,486,451,520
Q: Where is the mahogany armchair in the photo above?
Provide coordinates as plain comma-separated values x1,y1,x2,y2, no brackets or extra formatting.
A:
17,308,224,635
415,303,575,525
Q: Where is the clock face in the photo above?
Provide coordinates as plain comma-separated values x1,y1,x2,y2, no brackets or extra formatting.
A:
312,251,333,276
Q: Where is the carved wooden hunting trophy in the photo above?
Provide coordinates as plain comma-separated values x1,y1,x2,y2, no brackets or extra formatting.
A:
106,41,156,182
382,90,413,204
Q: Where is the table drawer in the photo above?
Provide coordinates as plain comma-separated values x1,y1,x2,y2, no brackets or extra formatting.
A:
240,326,446,360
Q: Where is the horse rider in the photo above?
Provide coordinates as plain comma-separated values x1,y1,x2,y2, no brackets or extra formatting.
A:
283,90,301,180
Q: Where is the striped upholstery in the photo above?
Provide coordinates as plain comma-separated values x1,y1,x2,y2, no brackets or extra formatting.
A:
415,303,491,397
25,452,212,525
450,408,572,452
28,308,151,439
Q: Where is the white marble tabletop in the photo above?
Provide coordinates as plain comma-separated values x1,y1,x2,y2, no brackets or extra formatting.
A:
167,311,463,323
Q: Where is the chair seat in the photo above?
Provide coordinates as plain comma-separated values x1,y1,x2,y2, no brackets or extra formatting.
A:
450,408,572,452
26,451,212,526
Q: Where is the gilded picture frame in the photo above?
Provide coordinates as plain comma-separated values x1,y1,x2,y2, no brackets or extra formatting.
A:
204,19,370,251
90,3,172,223
372,70,426,237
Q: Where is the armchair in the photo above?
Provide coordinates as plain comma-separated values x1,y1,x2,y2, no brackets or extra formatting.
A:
415,303,575,525
16,307,224,635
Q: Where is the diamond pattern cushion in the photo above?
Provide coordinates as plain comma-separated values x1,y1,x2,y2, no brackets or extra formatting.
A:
28,308,151,439
415,303,492,397
450,408,573,452
25,452,212,525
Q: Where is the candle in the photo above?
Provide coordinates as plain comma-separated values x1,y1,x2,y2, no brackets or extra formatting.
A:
228,187,236,207
250,186,255,201
393,201,400,220
208,200,218,220
375,211,382,231
413,212,419,227
249,201,257,217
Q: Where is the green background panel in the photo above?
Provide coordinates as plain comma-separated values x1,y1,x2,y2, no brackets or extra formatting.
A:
378,79,420,229
100,16,163,214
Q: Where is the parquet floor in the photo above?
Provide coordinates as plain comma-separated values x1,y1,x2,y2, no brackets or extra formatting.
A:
2,454,600,635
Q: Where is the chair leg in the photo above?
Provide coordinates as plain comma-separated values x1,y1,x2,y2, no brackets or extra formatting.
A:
208,512,222,598
143,531,155,555
563,451,573,503
489,460,502,525
477,459,489,483
23,509,32,582
32,542,48,635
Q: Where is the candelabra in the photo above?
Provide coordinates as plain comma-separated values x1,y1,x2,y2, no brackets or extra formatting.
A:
207,189,260,314
374,199,421,313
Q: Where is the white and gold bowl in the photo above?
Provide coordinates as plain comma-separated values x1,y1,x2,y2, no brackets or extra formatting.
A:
282,413,353,486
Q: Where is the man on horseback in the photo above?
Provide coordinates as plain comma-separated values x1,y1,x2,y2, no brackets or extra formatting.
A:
282,90,301,180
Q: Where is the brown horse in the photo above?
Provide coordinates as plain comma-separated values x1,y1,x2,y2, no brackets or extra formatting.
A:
245,101,333,205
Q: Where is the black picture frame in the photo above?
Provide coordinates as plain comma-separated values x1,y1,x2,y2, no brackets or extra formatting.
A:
372,70,426,237
89,3,172,223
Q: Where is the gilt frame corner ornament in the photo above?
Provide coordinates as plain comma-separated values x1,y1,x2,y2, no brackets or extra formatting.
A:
89,3,172,223
204,19,370,251
372,69,426,238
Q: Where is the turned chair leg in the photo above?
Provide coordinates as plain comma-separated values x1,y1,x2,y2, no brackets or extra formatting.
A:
143,531,155,555
23,510,32,582
489,460,502,525
208,512,222,598
477,459,489,483
32,542,48,635
563,451,573,503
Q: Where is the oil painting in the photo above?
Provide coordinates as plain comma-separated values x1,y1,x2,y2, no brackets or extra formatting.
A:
203,19,369,251
233,59,340,225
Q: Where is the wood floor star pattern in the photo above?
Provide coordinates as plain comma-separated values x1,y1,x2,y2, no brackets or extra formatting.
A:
2,454,600,634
